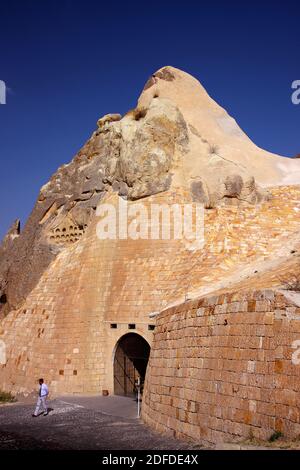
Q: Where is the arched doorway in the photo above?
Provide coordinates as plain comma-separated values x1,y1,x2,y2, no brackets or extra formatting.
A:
114,333,150,397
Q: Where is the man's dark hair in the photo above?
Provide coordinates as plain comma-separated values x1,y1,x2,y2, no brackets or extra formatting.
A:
39,378,44,384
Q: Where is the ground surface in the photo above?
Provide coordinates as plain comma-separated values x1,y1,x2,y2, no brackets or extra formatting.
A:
0,396,201,450
1,395,296,451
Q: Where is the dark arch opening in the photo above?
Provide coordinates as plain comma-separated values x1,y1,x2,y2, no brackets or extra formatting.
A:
113,333,150,397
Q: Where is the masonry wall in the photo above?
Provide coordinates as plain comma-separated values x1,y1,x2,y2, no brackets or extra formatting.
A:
142,289,300,446
1,186,300,397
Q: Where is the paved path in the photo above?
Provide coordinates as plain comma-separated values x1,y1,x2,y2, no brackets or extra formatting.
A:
0,396,201,450
58,394,138,419
1,396,291,450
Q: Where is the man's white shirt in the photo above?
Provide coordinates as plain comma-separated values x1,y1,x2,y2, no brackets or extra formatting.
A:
39,383,49,397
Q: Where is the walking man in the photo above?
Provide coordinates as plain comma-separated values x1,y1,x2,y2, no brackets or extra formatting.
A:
32,378,49,417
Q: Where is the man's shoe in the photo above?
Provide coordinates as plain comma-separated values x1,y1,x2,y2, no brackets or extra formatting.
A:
32,414,37,418
43,412,48,416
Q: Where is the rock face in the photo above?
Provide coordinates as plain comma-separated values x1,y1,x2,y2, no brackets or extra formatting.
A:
1,67,300,446
2,66,296,315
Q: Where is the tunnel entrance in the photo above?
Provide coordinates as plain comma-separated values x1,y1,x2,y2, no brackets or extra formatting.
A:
113,333,150,397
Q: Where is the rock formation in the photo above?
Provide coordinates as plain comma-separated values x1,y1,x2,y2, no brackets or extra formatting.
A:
1,66,298,317
1,66,300,446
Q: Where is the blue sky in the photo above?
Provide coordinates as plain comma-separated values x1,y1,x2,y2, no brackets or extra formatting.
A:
0,0,299,240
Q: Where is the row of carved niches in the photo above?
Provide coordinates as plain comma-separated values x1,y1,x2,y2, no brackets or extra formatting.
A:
49,223,88,245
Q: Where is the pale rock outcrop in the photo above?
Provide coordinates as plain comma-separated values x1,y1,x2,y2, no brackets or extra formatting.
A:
138,66,300,188
97,113,122,130
0,65,299,314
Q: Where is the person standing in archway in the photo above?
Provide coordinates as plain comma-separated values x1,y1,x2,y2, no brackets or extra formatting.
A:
32,378,49,417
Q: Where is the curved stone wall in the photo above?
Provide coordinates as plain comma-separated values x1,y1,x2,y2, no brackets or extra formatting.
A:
142,289,300,446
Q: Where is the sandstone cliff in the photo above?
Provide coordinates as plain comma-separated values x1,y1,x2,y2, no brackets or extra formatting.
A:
1,66,299,317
